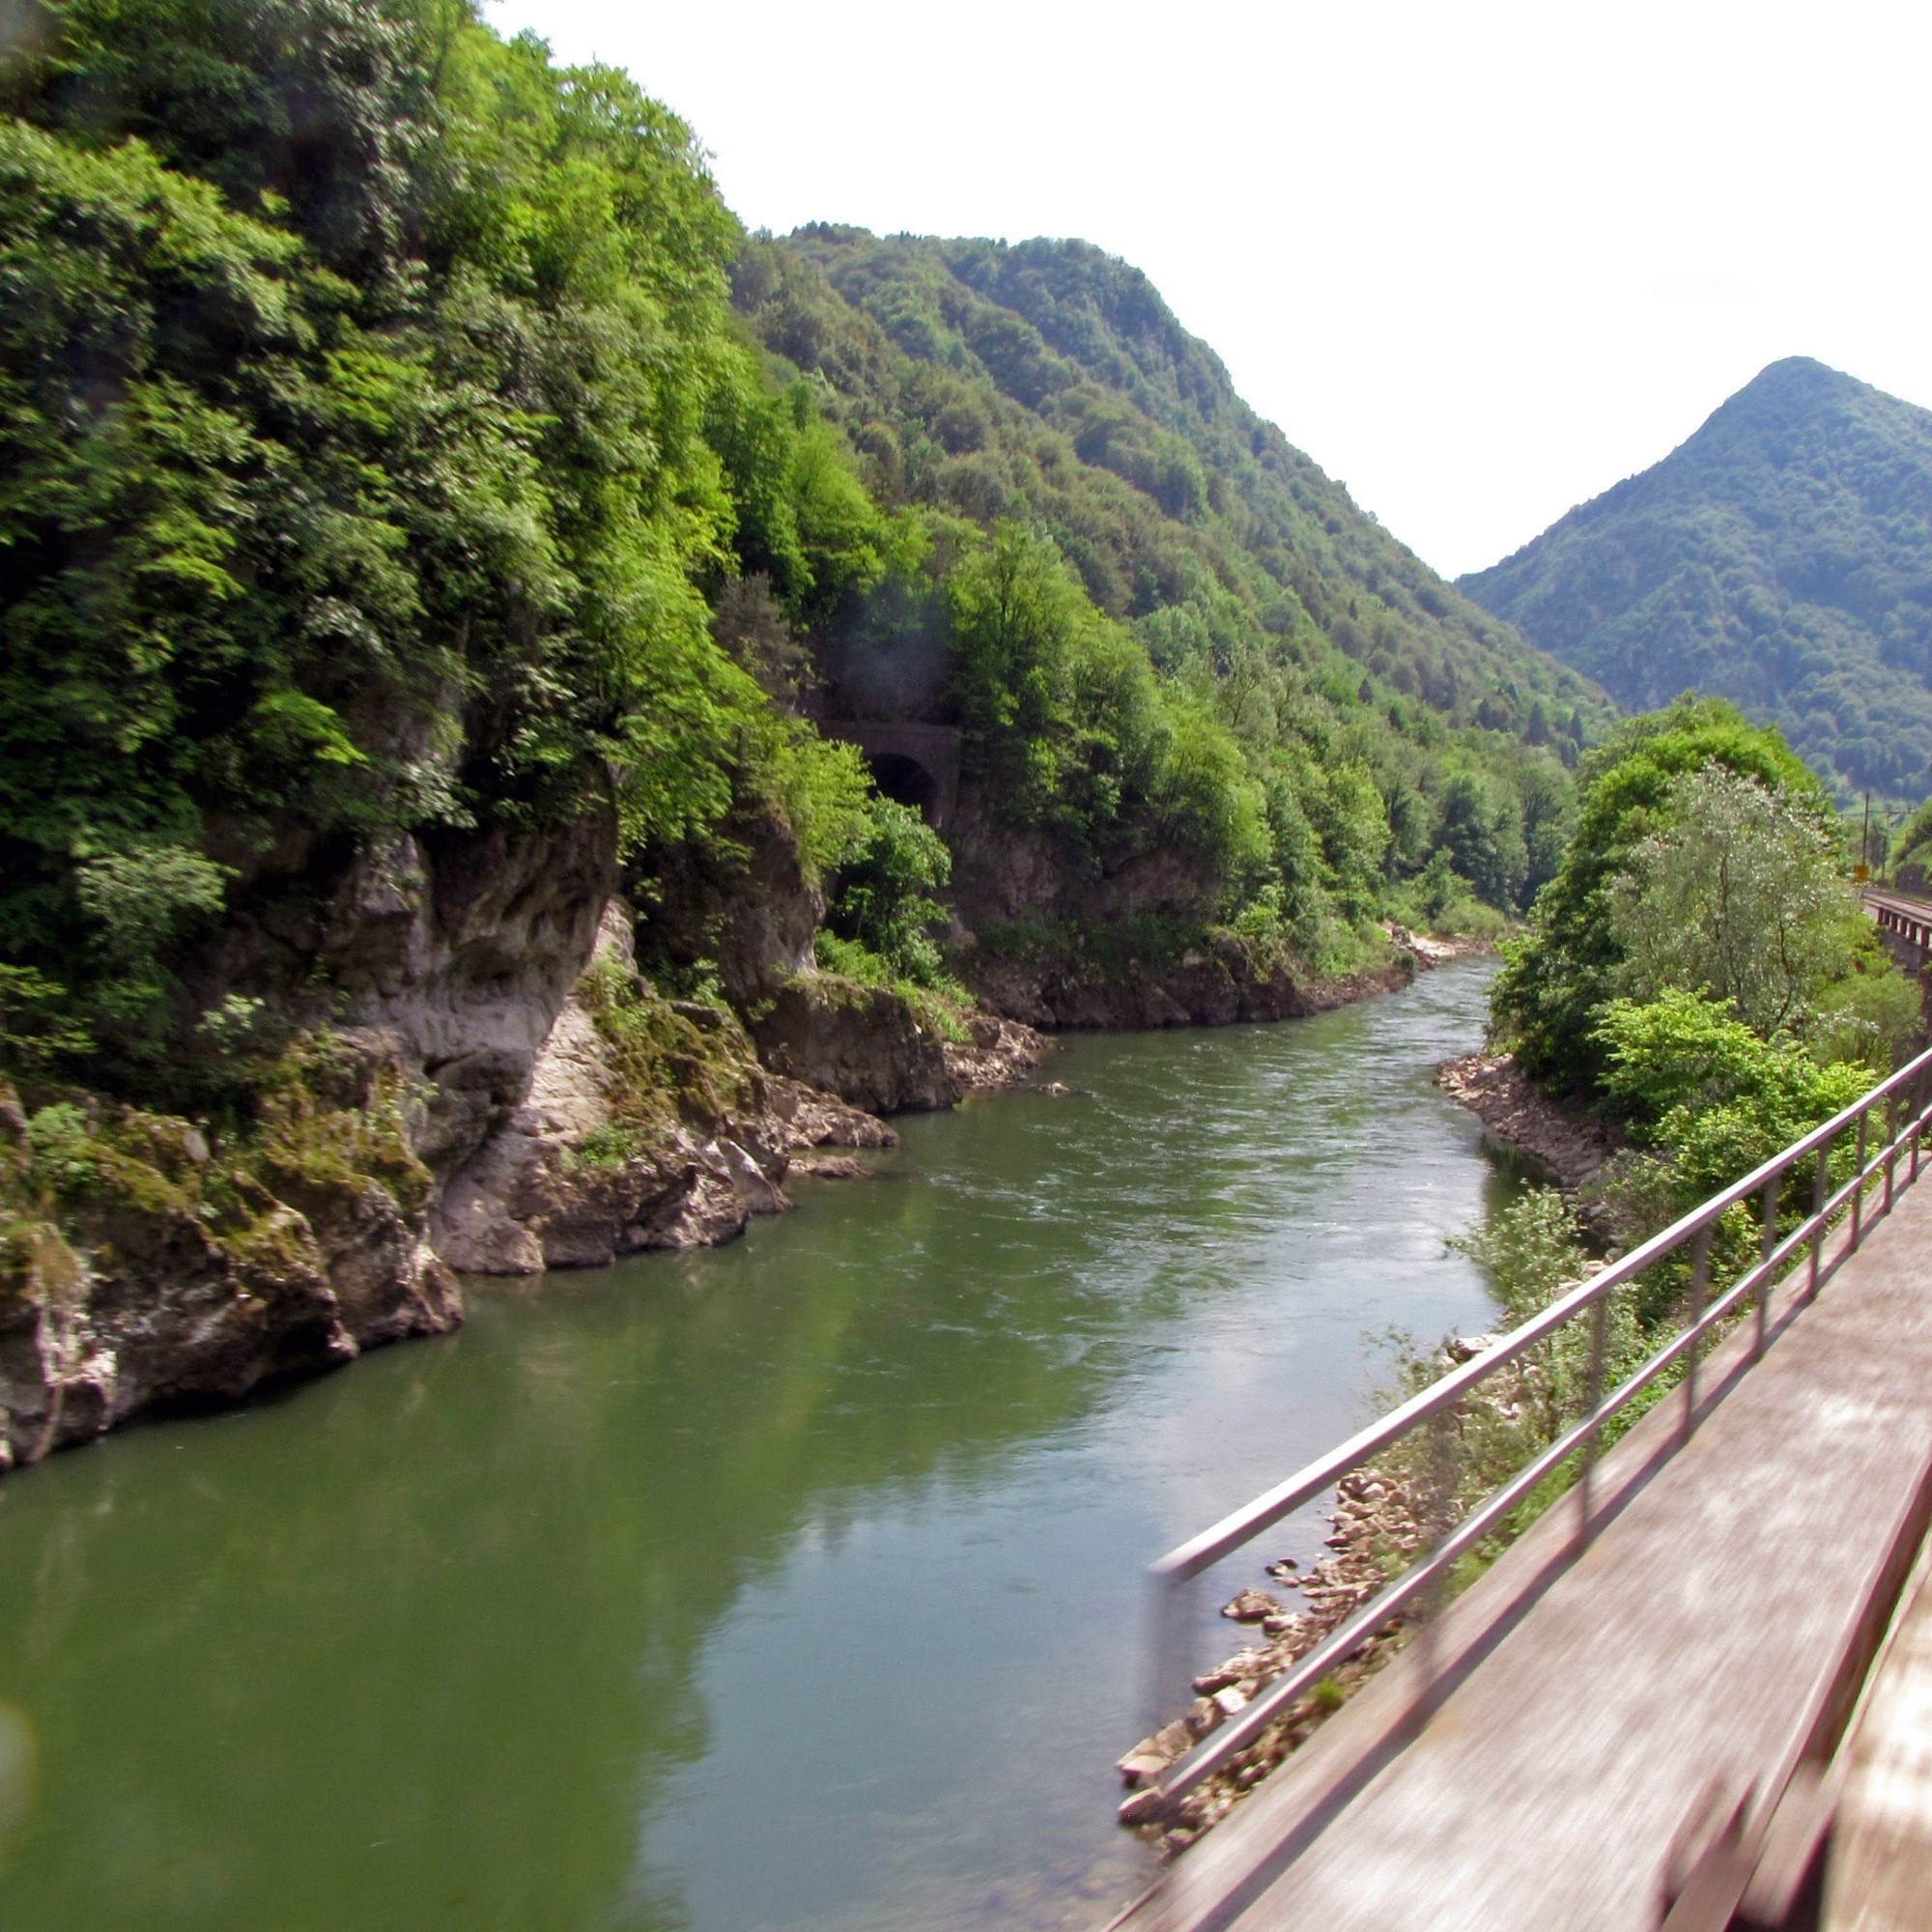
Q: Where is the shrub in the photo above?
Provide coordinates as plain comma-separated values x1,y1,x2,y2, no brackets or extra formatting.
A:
825,796,952,986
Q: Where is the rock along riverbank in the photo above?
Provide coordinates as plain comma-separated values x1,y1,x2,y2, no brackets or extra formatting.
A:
1435,1051,1619,1193
0,912,1471,1476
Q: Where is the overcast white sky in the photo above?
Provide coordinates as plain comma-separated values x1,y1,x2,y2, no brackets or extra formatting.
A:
486,0,1932,581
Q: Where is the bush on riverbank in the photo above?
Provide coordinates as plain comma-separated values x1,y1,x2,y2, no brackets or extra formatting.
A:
1490,699,1841,1092
1491,698,1915,1199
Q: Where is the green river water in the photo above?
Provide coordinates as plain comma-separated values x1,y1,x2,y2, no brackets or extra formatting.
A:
0,959,1520,1931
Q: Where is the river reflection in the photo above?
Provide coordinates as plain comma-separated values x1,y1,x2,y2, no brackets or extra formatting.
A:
0,960,1517,1931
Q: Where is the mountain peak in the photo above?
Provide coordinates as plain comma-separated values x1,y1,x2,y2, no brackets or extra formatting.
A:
1458,363,1932,800
1747,354,1842,387
1720,355,1864,421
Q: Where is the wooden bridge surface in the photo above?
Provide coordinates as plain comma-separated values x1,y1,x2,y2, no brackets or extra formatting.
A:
1114,1177,1932,1932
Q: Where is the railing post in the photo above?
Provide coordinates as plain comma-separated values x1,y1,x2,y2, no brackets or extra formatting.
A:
1755,1175,1777,1359
1149,1564,1199,1808
1852,1107,1868,1252
1684,1222,1712,1440
1885,1088,1899,1216
1415,1399,1462,1721
1915,1066,1926,1185
1577,1293,1610,1545
1809,1138,1830,1301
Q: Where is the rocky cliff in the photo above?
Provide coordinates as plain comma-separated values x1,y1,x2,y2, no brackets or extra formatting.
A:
964,929,1415,1030
936,784,1420,1029
0,812,997,1474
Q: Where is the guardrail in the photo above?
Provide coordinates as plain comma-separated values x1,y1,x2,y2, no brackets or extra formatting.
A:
1137,1039,1932,1822
1865,886,1932,967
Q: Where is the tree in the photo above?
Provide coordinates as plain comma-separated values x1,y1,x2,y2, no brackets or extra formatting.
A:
1594,988,1872,1205
1435,771,1526,909
824,797,952,985
0,0,895,1078
947,522,1084,817
1610,765,1863,1036
1491,696,1832,1090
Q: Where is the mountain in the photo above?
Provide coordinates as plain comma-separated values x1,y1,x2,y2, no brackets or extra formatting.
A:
1458,357,1932,801
741,228,1609,754
725,228,1615,948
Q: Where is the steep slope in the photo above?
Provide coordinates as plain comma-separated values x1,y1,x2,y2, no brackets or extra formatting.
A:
1459,357,1932,801
0,2,946,1468
724,228,1613,997
743,229,1608,751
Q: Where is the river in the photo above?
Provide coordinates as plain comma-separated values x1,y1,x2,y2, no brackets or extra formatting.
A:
0,959,1518,1931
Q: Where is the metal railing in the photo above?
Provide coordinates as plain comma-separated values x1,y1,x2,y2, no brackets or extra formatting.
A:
1138,1039,1932,1821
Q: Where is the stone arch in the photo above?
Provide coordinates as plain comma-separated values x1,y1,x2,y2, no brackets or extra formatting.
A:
821,723,960,829
867,751,941,825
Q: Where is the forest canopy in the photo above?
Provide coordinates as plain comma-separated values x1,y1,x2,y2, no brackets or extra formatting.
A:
1491,697,1913,1114
730,227,1608,948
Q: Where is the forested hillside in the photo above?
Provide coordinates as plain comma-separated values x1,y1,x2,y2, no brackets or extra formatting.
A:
1459,357,1932,803
0,0,891,1082
730,229,1610,952
0,0,1614,1084
753,230,1599,734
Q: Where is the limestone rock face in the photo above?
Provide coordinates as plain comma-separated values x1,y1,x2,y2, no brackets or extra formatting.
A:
2,817,754,1469
0,792,1028,1475
0,1107,459,1474
747,974,959,1115
966,932,1416,1031
944,1012,1048,1093
430,1117,796,1276
428,908,797,1272
945,791,1218,936
940,779,1426,1032
423,906,934,1273
766,1076,900,1151
630,806,823,1006
196,810,621,1190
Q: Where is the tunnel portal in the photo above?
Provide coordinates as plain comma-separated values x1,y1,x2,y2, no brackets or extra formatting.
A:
821,724,960,830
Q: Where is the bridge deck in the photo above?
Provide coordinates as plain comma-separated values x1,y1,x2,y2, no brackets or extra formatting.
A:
1119,1177,1932,1932
1823,1522,1932,1926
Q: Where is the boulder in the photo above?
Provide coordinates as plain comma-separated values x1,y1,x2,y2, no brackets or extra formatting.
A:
1221,1587,1286,1623
747,974,958,1115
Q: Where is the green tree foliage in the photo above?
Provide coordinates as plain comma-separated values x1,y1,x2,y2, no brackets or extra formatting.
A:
1434,770,1526,911
0,0,896,1076
1894,796,1932,881
822,796,952,986
946,523,1104,822
1594,990,1872,1208
746,723,873,889
1492,697,1833,1089
1460,356,1932,804
729,229,1602,937
763,230,1603,746
1609,765,1866,1036
705,382,889,626
1449,1188,1642,1441
941,521,1270,877
0,0,1608,1094
1495,698,1918,1240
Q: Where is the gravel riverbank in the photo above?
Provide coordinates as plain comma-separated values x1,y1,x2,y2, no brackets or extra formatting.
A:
1435,1050,1619,1192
